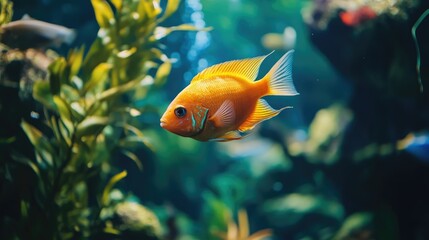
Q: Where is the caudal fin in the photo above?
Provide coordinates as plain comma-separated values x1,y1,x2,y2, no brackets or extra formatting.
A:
263,50,299,96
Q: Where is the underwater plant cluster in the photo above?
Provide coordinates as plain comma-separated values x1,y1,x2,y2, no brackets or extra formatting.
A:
1,0,429,239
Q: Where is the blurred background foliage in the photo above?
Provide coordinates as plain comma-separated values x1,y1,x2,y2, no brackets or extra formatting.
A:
1,0,429,240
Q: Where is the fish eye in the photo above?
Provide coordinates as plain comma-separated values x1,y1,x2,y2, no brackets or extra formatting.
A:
174,106,187,118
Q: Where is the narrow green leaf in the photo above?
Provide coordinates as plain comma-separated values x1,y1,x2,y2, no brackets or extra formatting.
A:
83,63,112,93
33,81,55,110
53,96,72,121
119,135,154,152
110,0,122,10
67,46,85,78
152,24,211,41
122,123,145,137
48,57,67,95
91,0,114,28
104,226,121,235
0,0,13,25
21,121,55,162
50,115,70,147
70,102,85,118
82,38,111,79
101,170,127,206
154,61,171,86
76,116,109,137
153,0,162,16
20,200,29,218
0,136,15,144
411,9,429,92
152,26,170,41
149,48,166,60
157,0,180,23
61,85,80,102
21,121,45,150
122,150,143,171
138,0,158,20
13,155,41,178
96,76,144,102
58,117,72,145
117,47,136,59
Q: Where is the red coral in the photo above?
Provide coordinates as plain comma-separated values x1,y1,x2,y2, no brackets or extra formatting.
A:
339,6,377,26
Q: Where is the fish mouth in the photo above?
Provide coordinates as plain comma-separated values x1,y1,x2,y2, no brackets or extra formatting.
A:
160,119,167,128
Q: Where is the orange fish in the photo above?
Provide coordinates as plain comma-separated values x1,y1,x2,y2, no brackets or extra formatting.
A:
160,50,299,142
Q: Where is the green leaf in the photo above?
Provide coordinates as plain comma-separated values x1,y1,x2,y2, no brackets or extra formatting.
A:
20,200,29,218
96,76,145,102
91,0,114,28
61,85,80,102
154,60,171,86
50,115,71,147
122,123,145,137
53,96,72,121
67,46,85,78
157,0,180,23
83,63,112,93
0,0,13,25
53,96,74,132
70,102,85,120
0,136,15,144
117,47,136,59
110,0,122,10
21,121,50,151
104,226,121,235
101,170,127,206
33,81,55,110
334,212,373,240
82,38,112,79
119,135,154,152
122,150,143,171
137,0,158,21
13,155,41,178
20,121,55,165
48,57,67,95
76,116,109,137
152,24,211,41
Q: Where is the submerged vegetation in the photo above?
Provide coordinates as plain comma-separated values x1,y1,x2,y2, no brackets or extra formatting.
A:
0,0,203,239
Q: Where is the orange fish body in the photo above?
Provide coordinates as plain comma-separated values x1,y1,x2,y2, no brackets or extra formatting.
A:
160,50,298,142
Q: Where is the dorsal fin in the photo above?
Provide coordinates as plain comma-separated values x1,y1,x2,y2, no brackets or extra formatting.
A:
21,14,33,20
191,52,273,83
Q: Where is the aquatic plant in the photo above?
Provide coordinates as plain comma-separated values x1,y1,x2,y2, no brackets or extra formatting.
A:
216,209,272,240
201,193,271,240
0,0,203,239
412,8,429,92
0,0,12,26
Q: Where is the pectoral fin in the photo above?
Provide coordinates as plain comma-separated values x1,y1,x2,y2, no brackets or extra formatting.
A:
238,99,290,132
209,100,235,128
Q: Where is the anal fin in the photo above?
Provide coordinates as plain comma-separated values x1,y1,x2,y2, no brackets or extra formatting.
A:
209,130,244,142
238,99,290,132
